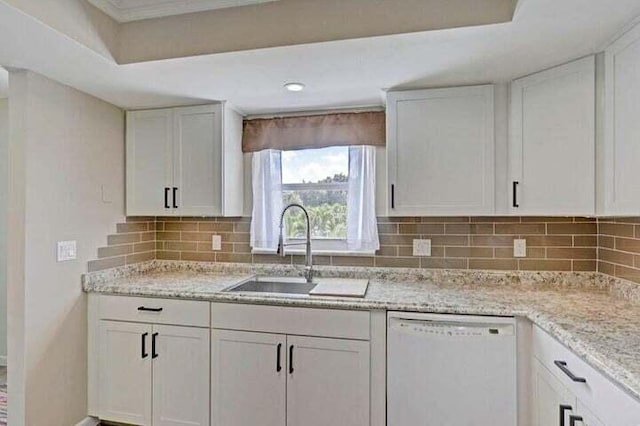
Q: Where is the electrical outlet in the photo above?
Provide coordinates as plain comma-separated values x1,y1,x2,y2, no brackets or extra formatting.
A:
57,240,77,262
212,235,222,251
413,239,432,257
513,239,527,258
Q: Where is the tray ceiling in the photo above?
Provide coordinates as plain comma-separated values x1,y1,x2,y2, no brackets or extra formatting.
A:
87,0,280,22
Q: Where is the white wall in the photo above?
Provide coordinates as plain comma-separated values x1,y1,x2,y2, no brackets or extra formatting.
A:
0,98,7,365
8,70,125,425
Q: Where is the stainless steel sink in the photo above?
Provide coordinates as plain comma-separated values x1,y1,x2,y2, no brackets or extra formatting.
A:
225,279,317,295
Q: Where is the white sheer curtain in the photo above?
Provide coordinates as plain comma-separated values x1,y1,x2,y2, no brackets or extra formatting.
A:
347,146,380,252
250,149,283,250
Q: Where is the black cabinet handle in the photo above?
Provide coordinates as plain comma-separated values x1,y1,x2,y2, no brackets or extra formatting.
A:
152,332,159,359
391,184,395,209
289,345,294,374
554,360,587,383
172,187,178,208
141,332,148,359
569,415,584,426
512,181,519,208
138,306,163,313
276,343,282,372
164,187,170,209
559,404,572,426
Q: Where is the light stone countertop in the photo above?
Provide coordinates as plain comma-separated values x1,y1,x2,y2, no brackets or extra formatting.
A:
82,260,640,402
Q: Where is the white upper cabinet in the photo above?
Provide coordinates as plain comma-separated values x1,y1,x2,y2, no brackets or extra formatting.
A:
509,56,595,215
387,85,495,216
603,23,640,215
126,103,244,217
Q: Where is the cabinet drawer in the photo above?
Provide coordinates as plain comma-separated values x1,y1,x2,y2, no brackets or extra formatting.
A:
97,295,210,327
532,325,640,425
211,303,370,340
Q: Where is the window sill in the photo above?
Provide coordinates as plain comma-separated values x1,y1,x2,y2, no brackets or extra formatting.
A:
251,248,375,257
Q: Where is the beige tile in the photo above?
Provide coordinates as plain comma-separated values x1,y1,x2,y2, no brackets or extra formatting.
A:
376,245,397,256
445,247,493,258
292,255,331,266
615,237,640,254
519,259,572,271
546,248,596,260
165,241,198,251
598,248,635,267
495,247,545,259
156,231,180,241
421,216,469,223
377,224,398,234
525,236,572,247
495,223,546,235
198,242,233,252
234,222,251,233
88,256,126,272
199,222,234,232
572,260,596,271
599,222,635,237
126,251,155,264
233,243,252,253
332,256,375,267
157,251,181,260
164,221,198,231
377,217,420,223
181,251,216,262
598,261,615,276
181,232,214,242
615,264,640,284
426,235,469,246
470,236,513,247
597,235,615,249
226,233,250,243
375,257,419,268
573,236,597,247
216,253,253,263
117,222,148,233
140,232,155,241
252,254,291,264
399,223,444,235
126,216,154,222
421,258,467,269
98,244,133,258
469,259,518,271
521,217,574,223
380,234,418,245
471,216,520,223
547,223,597,235
108,233,141,245
134,242,156,253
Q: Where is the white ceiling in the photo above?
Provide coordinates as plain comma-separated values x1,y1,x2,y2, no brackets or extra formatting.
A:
0,0,639,114
87,0,280,22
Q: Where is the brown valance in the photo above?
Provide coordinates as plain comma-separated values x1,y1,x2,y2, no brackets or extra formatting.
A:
242,111,385,152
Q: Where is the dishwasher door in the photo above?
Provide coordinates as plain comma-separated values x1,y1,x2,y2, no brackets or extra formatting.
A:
387,312,517,426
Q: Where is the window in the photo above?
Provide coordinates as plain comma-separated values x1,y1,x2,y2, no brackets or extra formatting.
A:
281,146,349,240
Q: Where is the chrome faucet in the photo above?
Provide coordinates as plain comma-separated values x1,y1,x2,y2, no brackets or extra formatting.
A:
277,203,313,283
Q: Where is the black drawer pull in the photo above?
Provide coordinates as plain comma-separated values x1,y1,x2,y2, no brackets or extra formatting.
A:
172,187,178,208
554,360,587,383
559,404,572,426
164,187,170,209
289,345,294,374
512,181,519,208
152,332,159,359
141,332,148,359
276,343,282,372
138,306,163,313
391,184,395,209
569,415,584,426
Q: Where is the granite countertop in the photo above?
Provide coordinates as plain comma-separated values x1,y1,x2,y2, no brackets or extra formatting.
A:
83,260,640,402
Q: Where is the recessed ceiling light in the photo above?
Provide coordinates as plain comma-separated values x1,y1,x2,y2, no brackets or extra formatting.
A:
284,82,305,92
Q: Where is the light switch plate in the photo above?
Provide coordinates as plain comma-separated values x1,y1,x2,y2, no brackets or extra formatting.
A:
513,239,527,258
413,239,432,257
57,240,77,262
212,235,222,251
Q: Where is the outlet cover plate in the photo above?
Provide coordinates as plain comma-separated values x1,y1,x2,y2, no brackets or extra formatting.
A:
212,235,222,251
413,239,432,257
513,239,527,258
57,240,77,262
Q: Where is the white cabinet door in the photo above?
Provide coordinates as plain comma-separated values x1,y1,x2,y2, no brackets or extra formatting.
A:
604,23,640,215
152,325,210,426
286,336,370,426
173,104,223,216
532,359,576,426
211,330,286,426
126,109,174,216
510,56,595,215
98,321,152,425
387,85,495,216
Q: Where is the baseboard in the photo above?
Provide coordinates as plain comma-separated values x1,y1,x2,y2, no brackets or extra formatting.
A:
75,417,100,426
0,356,7,366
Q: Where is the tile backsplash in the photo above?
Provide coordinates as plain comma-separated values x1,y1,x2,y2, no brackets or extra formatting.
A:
598,218,640,285
90,215,606,273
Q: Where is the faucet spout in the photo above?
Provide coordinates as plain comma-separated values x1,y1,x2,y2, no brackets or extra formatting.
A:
277,203,313,283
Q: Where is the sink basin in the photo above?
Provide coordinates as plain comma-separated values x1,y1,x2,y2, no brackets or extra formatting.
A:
225,279,317,295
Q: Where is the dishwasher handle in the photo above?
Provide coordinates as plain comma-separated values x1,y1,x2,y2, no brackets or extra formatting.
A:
389,317,515,337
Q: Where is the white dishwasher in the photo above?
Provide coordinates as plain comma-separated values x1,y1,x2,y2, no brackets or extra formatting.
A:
387,312,517,426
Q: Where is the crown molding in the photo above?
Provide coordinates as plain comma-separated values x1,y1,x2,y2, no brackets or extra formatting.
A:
87,0,280,22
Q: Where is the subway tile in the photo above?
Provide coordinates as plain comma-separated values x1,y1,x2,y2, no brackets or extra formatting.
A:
572,260,596,271
495,223,546,235
155,222,165,231
233,243,252,254
165,241,198,251
426,235,469,246
525,236,572,247
252,254,291,264
156,231,180,241
495,247,545,259
293,255,332,266
421,258,467,269
126,251,155,264
117,222,148,233
377,224,398,234
471,216,520,223
615,237,640,254
88,256,126,272
421,216,469,223
611,217,640,224
375,257,420,268
599,222,635,238
216,253,253,263
108,233,141,245
332,256,375,267
140,232,155,242
598,248,635,267
234,222,251,233
164,221,198,231
519,259,572,271
598,261,615,276
444,224,471,234
597,235,615,249
181,251,216,262
126,216,154,222
547,223,597,235
376,245,398,257
134,242,156,253
377,217,421,223
225,233,251,243
197,242,233,253
445,247,493,258
546,248,596,260
399,223,445,235
521,217,575,223
199,222,234,232
469,259,518,271
98,244,133,258
181,232,214,242
615,265,640,284
156,251,181,260
380,234,418,245
470,236,513,247
636,225,640,238
573,236,597,247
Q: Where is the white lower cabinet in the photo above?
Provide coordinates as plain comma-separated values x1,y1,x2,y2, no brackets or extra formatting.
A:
94,314,210,426
286,336,370,426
